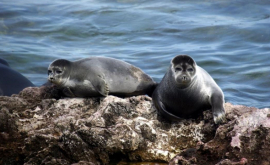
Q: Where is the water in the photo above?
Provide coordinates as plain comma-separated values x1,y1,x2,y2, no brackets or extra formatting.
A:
0,0,270,110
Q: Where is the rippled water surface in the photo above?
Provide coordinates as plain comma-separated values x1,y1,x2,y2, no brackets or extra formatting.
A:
1,0,270,109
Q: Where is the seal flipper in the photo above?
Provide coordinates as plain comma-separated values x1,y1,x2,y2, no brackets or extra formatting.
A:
156,97,183,121
146,82,158,97
91,74,109,97
62,87,76,97
210,92,226,124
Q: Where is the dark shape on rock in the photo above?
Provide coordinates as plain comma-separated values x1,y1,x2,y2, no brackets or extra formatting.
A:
0,58,35,96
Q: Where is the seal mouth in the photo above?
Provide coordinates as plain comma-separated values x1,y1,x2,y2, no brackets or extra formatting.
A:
48,77,61,86
174,76,193,89
48,77,54,83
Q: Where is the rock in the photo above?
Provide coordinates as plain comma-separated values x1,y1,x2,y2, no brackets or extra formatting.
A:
169,103,270,165
0,86,269,165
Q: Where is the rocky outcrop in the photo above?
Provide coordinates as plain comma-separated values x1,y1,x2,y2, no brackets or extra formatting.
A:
169,104,270,165
0,86,269,165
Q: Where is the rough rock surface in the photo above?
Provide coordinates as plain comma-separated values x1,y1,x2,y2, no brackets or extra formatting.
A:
0,86,269,165
169,104,270,165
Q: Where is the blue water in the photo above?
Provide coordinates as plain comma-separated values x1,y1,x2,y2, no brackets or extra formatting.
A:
0,0,270,109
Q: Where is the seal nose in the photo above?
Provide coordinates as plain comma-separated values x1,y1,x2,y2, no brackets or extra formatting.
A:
48,76,54,82
176,75,190,84
182,76,187,81
178,75,190,84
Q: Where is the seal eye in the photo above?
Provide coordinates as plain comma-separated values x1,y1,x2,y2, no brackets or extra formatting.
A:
175,67,182,72
48,70,52,75
187,68,194,72
56,70,62,74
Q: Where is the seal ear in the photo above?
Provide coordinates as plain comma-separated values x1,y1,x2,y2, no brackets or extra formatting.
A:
171,55,196,67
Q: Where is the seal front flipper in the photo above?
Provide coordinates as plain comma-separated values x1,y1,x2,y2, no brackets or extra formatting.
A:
211,92,226,124
62,87,76,97
91,74,109,97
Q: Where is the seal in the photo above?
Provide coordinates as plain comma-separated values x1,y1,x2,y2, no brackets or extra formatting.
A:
48,56,157,97
0,58,35,96
0,58,9,66
152,55,226,124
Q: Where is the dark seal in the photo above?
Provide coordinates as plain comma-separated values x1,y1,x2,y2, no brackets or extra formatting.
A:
152,55,226,124
0,58,35,96
48,56,157,97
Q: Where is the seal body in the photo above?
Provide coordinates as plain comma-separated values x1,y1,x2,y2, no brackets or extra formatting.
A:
0,58,35,96
152,55,226,124
48,56,156,97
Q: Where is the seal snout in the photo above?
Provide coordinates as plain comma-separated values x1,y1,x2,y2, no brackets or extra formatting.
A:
176,75,191,84
48,76,54,82
181,75,188,82
48,70,54,82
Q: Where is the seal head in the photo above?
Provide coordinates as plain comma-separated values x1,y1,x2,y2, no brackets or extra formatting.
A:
171,55,196,89
48,59,71,86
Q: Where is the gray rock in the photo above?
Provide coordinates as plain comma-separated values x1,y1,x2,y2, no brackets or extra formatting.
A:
0,86,269,165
